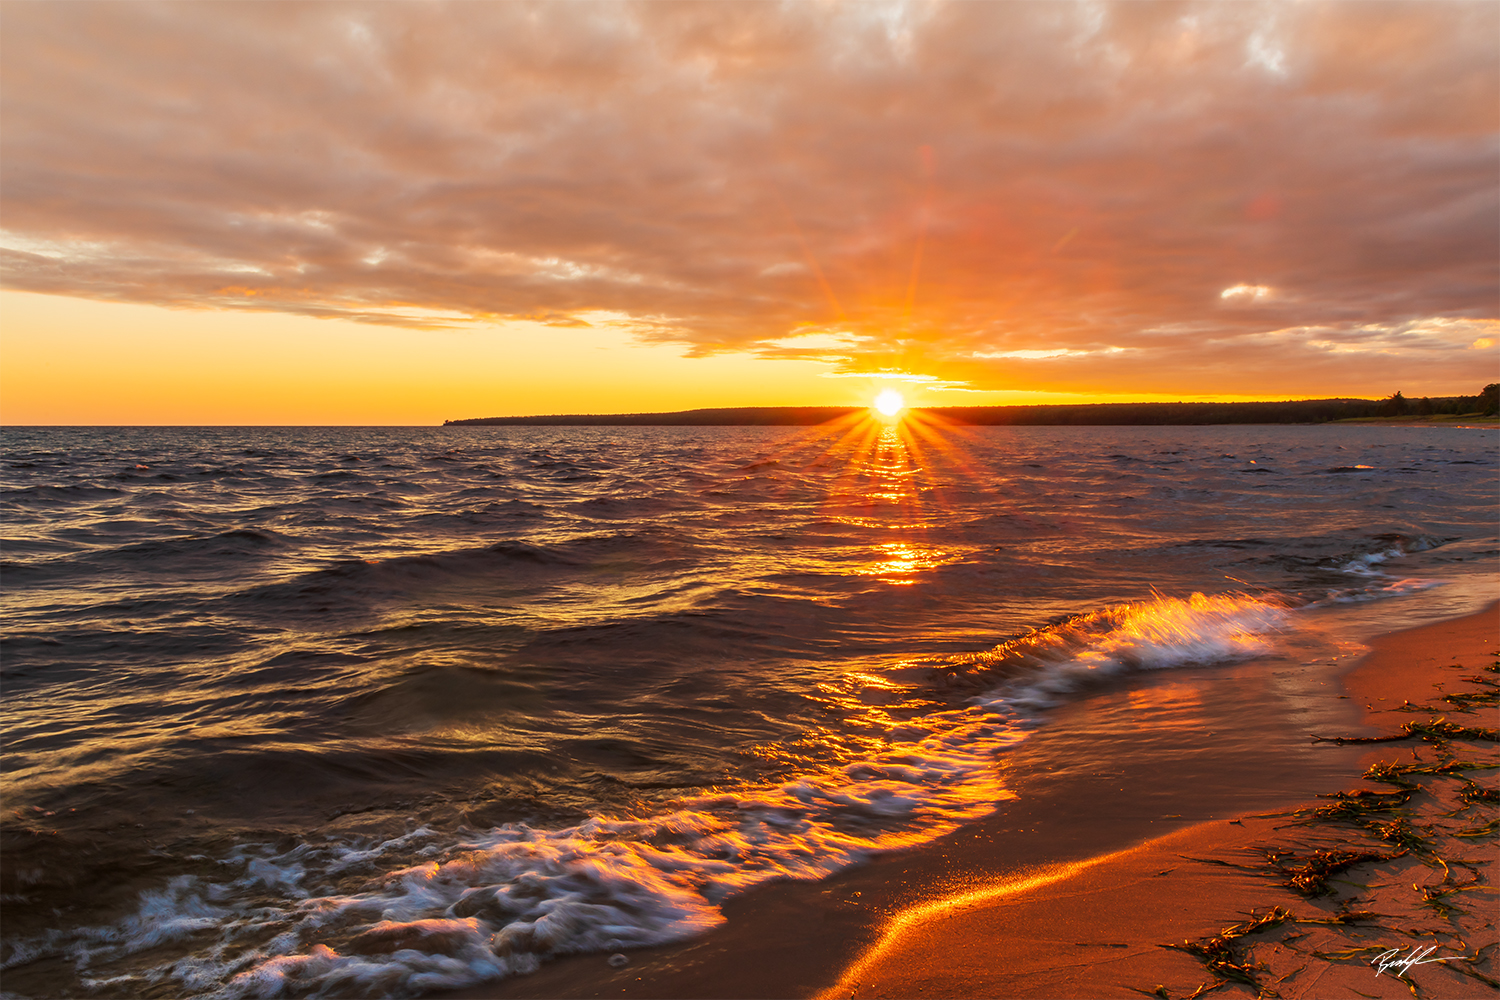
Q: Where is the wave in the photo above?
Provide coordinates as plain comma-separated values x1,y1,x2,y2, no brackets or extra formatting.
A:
109,529,290,562
1,530,294,590
0,592,1291,998
570,496,686,519
946,592,1288,709
0,483,125,504
233,533,692,611
1332,533,1445,576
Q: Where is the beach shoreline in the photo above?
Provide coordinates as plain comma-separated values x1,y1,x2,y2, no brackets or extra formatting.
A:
828,602,1499,1000
439,603,1497,999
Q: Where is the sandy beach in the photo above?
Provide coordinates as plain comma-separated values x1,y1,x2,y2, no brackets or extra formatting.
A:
830,604,1500,1000
444,603,1498,1000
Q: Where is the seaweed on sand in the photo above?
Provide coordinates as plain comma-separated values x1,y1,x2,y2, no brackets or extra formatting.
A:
1456,779,1500,807
1363,757,1498,782
1161,906,1297,994
1452,817,1500,839
1309,716,1498,745
1263,847,1404,897
1150,666,1499,1000
1307,786,1413,822
1390,670,1498,714
1152,907,1387,999
1413,867,1484,920
1129,982,1228,1000
1436,683,1498,711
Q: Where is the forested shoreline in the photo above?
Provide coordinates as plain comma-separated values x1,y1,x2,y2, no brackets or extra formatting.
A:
446,387,1499,426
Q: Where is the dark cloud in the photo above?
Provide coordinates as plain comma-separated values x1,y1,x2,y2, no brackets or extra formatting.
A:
2,0,1495,393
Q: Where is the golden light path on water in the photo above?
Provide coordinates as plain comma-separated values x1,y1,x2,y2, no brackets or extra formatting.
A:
781,403,1300,1000
715,397,992,774
765,396,986,587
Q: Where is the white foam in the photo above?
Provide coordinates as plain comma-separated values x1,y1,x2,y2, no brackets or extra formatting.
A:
1320,535,1447,602
963,592,1288,709
8,702,1026,998
1336,535,1443,577
1314,578,1443,605
5,592,1293,998
1339,548,1401,575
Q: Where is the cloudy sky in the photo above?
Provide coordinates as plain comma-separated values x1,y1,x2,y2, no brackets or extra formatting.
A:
2,0,1496,423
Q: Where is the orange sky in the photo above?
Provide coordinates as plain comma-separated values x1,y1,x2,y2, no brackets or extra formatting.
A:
1,1,1496,424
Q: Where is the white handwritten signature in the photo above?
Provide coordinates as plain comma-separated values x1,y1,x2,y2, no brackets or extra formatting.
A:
1371,945,1455,977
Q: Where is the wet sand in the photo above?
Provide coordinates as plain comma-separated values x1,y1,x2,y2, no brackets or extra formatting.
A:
440,603,1497,999
829,602,1499,1000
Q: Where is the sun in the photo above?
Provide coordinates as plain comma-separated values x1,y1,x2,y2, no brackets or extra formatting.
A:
873,389,906,418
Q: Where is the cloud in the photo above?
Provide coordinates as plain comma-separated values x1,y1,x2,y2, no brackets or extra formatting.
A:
757,330,871,357
1220,284,1276,303
972,347,1130,361
1,0,1495,394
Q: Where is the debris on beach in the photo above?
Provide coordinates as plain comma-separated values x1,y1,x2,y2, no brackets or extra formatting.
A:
1153,660,1500,999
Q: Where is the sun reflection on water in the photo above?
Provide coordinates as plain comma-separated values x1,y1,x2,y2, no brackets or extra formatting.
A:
773,406,982,586
862,541,952,585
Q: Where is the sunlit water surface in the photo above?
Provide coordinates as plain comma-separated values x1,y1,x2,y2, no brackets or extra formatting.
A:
2,421,1495,997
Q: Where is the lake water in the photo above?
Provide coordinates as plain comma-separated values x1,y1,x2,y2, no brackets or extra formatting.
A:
2,418,1495,998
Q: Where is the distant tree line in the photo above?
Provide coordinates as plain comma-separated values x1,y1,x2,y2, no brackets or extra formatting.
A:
444,386,1500,426
1379,385,1498,418
944,388,1499,426
445,406,858,426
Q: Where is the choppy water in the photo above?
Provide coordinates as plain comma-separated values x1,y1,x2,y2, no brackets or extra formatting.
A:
2,418,1495,998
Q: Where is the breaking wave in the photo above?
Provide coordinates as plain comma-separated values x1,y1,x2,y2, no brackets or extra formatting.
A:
1,592,1290,998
